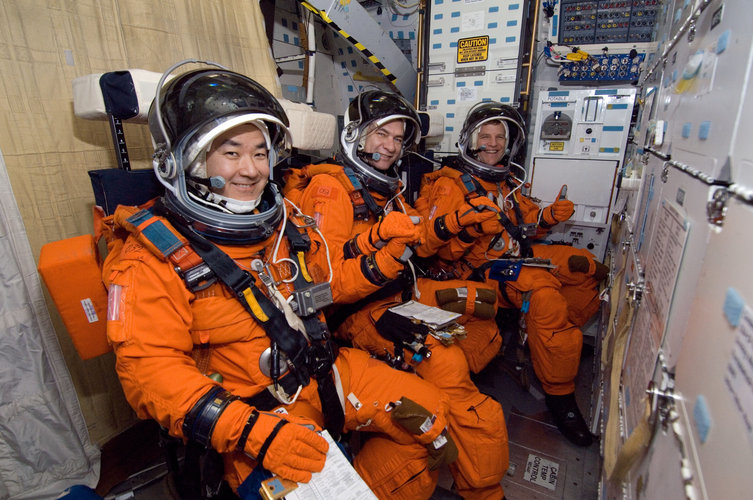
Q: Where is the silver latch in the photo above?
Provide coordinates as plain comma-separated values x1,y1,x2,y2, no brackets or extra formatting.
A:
427,62,446,73
645,356,677,431
706,187,729,226
645,355,700,500
455,65,486,77
626,277,645,302
427,76,445,87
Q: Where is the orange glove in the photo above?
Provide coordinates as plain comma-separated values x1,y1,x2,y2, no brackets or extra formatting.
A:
239,410,329,483
371,236,414,281
356,212,422,253
539,199,574,227
444,197,499,234
477,216,504,236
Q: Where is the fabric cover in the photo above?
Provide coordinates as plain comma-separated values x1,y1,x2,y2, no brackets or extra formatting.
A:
0,150,100,497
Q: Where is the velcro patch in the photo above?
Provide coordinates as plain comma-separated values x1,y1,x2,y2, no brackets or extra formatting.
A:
316,185,335,199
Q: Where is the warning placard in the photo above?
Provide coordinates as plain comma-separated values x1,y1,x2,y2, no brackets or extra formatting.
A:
523,454,559,491
457,36,489,63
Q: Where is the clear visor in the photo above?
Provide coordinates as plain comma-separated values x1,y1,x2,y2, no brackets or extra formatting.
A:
180,113,292,172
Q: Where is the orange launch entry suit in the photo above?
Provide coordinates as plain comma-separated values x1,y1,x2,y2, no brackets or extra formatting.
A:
285,165,509,500
415,167,603,396
104,202,453,500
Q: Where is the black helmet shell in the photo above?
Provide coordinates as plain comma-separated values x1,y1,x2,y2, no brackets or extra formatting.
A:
340,89,421,195
149,63,291,244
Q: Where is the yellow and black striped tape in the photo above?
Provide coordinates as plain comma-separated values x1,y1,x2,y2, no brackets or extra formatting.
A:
300,1,397,83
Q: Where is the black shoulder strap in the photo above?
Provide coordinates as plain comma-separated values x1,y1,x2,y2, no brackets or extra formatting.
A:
163,212,312,387
344,167,384,219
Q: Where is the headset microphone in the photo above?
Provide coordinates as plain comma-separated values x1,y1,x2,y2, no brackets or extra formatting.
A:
371,152,381,161
188,175,227,189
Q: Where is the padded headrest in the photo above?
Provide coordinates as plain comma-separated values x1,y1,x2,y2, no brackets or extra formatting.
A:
72,69,164,123
72,70,336,150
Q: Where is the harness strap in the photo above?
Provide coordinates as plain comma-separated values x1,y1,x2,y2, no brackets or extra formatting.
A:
163,212,313,388
243,374,301,412
285,220,344,439
344,167,383,219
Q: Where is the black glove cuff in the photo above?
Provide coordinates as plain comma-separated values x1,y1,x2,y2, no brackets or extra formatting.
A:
343,237,362,259
256,419,289,467
361,252,391,286
182,386,239,448
538,209,555,229
434,216,455,241
236,410,260,452
457,228,477,244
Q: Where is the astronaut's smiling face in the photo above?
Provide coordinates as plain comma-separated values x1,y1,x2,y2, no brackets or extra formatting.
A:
475,121,507,166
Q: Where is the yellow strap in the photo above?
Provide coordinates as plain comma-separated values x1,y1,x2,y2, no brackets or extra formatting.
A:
296,251,313,283
609,397,653,484
242,287,269,322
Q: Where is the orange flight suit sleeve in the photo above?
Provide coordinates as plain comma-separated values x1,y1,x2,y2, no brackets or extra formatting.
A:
295,173,385,303
414,175,477,261
106,237,253,444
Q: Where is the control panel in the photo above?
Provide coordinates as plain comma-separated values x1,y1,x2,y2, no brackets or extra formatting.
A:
559,51,645,82
528,87,637,260
557,0,660,45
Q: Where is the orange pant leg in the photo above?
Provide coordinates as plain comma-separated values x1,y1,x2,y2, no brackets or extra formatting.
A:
525,288,583,395
501,268,583,395
415,338,507,499
354,436,438,500
454,316,503,374
336,349,449,500
336,289,507,499
559,282,601,327
416,278,502,373
532,244,598,286
532,244,602,326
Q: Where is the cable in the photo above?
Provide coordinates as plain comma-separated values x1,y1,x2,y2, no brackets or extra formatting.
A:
284,197,334,283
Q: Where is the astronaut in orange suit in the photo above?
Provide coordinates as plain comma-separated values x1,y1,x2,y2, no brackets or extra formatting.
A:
103,63,457,500
284,90,509,500
414,102,607,447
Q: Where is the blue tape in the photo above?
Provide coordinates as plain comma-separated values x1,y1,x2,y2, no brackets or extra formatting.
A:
723,288,745,327
693,395,712,444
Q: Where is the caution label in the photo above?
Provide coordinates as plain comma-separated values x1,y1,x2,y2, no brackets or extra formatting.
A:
457,36,489,63
549,142,565,151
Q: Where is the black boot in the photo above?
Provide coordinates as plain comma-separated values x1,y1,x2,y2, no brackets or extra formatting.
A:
545,393,593,447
